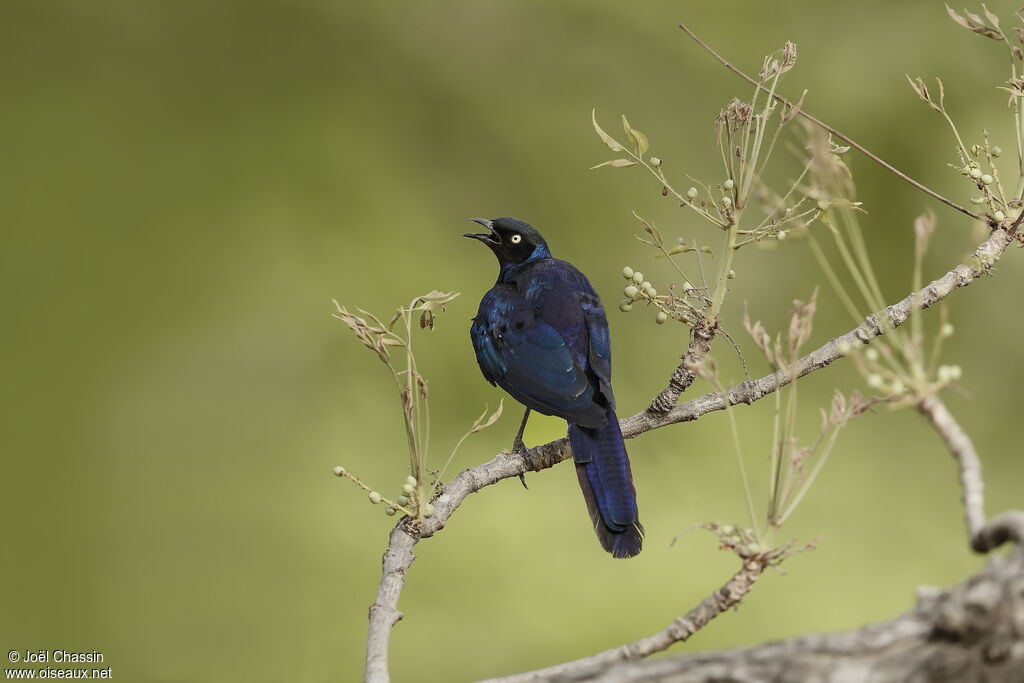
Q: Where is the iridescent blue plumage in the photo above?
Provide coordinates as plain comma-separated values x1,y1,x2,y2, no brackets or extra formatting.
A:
465,217,643,558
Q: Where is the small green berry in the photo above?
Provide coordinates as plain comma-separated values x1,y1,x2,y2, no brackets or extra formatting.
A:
865,348,879,362
969,195,985,205
867,374,884,389
992,145,1003,157
619,301,633,313
727,269,736,279
723,178,735,190
940,322,954,338
745,543,761,555
969,167,982,179
721,196,732,207
981,174,994,185
682,281,694,292
624,284,639,299
622,266,634,280
368,491,382,504
890,380,905,395
385,506,396,516
647,287,657,297
817,199,830,211
332,466,346,477
406,475,417,487
686,187,698,199
632,271,644,284
993,210,1005,222
776,230,786,241
655,311,668,324
649,156,662,167
423,503,435,517
397,495,410,506
402,483,414,495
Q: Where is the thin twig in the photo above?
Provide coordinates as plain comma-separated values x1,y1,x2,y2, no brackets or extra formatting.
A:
363,226,1013,682
677,22,984,224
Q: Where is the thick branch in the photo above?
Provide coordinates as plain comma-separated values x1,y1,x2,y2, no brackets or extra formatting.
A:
363,227,1012,682
561,546,1024,683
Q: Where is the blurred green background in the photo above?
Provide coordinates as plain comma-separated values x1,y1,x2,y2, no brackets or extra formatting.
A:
2,1,1022,681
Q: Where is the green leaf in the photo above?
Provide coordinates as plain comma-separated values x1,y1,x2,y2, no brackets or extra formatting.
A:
621,114,649,155
590,159,638,169
591,109,625,152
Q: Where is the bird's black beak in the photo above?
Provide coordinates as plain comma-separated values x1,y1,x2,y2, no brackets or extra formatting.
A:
463,218,499,245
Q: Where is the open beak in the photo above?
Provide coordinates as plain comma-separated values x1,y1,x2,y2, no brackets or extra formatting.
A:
463,218,499,245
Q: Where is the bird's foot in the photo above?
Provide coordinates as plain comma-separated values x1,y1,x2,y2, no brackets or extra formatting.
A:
511,438,532,490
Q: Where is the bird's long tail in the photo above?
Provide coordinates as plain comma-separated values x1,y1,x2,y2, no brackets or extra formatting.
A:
569,410,643,558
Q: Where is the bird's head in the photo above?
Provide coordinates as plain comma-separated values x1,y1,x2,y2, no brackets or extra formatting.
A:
463,217,550,266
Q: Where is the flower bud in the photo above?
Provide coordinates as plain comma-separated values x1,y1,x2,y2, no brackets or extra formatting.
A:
981,174,994,185
817,199,829,211
406,475,417,487
992,145,1003,157
423,503,435,517
333,466,346,477
969,167,982,179
368,491,382,504
385,506,397,516
624,285,639,299
632,271,644,284
969,195,985,205
655,311,668,324
397,495,410,506
940,322,954,338
622,266,634,280
721,196,732,207
865,348,879,362
686,187,698,199
402,483,414,495
867,374,884,389
776,230,786,241
723,178,735,190
993,210,1005,222
650,156,662,167
619,301,632,312
727,269,736,279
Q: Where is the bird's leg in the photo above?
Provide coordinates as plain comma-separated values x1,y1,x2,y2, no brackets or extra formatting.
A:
511,407,532,489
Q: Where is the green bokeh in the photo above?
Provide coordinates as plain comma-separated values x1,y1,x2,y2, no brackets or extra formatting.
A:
2,2,1022,681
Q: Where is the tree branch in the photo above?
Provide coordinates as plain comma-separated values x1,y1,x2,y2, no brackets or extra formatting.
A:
559,545,1024,683
479,548,774,683
917,394,1024,554
363,226,1012,682
677,22,985,224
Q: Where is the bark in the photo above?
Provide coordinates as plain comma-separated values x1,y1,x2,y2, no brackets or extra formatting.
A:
558,546,1024,683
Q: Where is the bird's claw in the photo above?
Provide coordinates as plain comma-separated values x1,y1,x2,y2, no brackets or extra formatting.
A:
512,438,532,490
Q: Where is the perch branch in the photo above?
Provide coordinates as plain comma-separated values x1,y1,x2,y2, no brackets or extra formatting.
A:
364,226,1012,682
677,22,984,223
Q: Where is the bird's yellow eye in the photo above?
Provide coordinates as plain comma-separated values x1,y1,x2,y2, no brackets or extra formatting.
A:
510,234,522,244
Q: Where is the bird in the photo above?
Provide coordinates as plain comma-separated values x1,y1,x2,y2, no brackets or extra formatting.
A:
463,216,643,558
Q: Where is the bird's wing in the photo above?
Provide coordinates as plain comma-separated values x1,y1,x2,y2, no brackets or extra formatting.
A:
580,291,615,411
471,286,604,426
